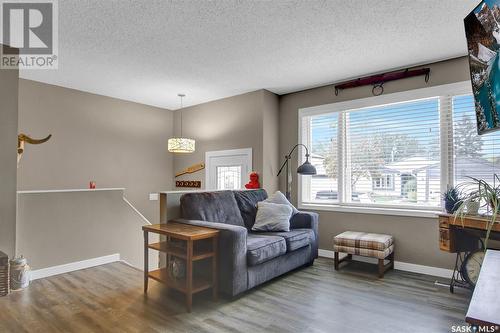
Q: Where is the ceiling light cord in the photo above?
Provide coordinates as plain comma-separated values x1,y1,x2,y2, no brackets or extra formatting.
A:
178,93,185,137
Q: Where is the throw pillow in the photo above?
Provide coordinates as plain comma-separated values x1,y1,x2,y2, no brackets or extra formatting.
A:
252,201,292,232
264,191,299,215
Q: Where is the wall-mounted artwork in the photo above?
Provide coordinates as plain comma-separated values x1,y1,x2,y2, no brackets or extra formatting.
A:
175,163,205,178
465,0,500,134
176,180,201,188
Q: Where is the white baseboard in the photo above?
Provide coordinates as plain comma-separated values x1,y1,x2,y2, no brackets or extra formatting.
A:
30,253,120,280
318,249,453,279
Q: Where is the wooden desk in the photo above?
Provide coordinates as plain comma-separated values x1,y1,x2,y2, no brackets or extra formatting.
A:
438,214,500,253
142,222,219,312
466,250,500,330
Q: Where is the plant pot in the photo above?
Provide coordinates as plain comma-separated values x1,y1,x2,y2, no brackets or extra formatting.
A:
466,201,480,215
445,200,461,214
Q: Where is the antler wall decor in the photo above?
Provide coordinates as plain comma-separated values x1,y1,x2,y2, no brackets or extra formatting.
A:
17,133,52,166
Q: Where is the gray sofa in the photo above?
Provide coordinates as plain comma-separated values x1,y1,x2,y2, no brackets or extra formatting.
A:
174,189,318,297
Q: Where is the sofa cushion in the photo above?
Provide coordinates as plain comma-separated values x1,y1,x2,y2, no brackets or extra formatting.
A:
233,189,268,229
264,229,314,252
264,191,299,215
246,234,286,266
252,202,292,232
180,191,245,227
333,231,394,251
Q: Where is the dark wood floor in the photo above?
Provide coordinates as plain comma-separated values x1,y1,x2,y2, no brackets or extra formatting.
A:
0,258,470,332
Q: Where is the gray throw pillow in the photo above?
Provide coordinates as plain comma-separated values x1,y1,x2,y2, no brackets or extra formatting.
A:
252,201,293,232
264,191,299,215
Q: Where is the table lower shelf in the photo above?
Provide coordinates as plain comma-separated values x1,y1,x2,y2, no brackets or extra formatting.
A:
147,242,215,261
148,268,212,294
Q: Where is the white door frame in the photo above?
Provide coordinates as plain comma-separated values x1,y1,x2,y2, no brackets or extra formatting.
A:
205,148,252,190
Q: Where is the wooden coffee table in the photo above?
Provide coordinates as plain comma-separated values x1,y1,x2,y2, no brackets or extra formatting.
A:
142,221,219,312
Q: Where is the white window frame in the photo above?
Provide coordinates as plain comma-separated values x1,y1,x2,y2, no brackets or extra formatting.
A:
298,81,472,218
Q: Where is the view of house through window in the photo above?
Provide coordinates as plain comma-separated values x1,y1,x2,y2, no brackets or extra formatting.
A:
302,91,500,211
305,97,441,208
452,95,500,197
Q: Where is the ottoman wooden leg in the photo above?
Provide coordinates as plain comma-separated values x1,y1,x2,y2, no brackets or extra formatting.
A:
378,253,395,278
378,259,385,278
334,252,339,270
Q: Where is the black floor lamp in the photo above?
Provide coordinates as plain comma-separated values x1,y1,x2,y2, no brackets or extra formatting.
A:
277,144,317,200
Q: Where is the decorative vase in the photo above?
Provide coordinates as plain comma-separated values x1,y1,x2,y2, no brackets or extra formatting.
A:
9,256,30,290
466,201,480,215
168,258,185,279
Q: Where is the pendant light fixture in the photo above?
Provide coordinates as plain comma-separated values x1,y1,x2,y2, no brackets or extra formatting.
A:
168,93,195,153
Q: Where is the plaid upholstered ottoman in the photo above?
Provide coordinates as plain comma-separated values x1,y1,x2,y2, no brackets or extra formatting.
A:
333,231,394,278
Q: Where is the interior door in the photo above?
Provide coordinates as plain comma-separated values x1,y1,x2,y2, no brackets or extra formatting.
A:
205,148,252,190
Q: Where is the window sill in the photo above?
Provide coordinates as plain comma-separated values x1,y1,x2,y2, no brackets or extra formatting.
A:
298,203,440,219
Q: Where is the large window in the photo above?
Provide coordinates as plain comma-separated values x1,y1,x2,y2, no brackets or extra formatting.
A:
452,95,500,190
299,82,499,213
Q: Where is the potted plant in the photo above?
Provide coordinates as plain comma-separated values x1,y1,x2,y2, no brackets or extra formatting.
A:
442,187,463,214
455,177,500,249
466,195,480,216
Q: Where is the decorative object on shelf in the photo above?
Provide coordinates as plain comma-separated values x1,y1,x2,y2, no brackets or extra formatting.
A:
442,187,463,214
89,181,96,189
175,163,205,177
277,144,317,200
0,251,9,297
17,133,52,166
168,257,186,279
175,180,201,188
334,68,430,96
9,256,30,290
464,1,500,135
244,172,260,189
466,199,480,215
168,94,195,153
456,176,500,249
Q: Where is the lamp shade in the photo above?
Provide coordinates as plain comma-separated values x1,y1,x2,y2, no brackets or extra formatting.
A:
168,137,195,153
297,158,316,175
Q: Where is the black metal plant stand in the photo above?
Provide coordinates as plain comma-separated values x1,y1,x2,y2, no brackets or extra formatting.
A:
449,251,472,293
449,237,484,293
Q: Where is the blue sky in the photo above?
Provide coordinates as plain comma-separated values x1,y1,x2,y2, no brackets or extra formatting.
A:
476,0,500,13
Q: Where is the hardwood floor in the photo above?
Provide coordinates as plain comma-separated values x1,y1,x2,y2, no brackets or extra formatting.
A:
0,258,470,332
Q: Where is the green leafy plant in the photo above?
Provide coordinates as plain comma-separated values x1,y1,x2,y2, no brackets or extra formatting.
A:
455,177,500,249
442,187,463,214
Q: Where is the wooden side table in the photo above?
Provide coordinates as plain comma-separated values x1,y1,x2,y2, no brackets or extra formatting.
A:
142,222,219,312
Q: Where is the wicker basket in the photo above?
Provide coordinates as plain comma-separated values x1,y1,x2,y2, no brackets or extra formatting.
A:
0,251,8,296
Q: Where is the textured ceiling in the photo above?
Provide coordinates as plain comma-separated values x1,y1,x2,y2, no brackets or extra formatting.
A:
20,0,478,110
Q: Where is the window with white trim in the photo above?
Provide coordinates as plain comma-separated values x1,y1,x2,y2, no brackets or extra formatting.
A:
451,95,500,192
299,82,497,213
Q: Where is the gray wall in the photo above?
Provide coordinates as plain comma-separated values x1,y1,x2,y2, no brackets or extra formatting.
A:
0,59,19,258
279,57,471,269
262,90,280,194
17,79,174,223
174,89,279,193
17,190,159,270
